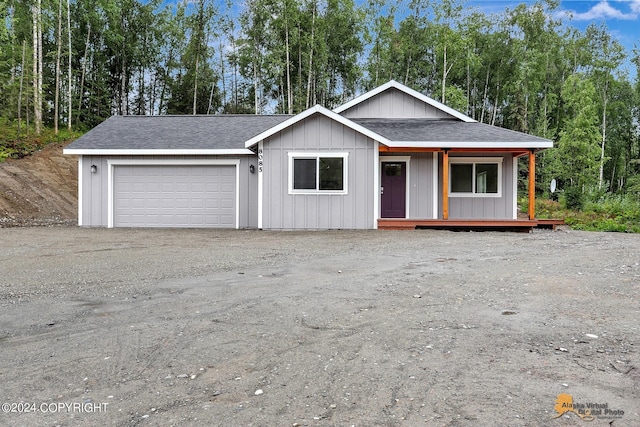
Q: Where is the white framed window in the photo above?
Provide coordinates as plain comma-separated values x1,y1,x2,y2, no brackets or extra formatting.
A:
449,157,502,197
288,152,348,194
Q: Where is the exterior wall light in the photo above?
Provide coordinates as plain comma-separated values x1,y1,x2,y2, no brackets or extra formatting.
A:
90,164,98,173
249,164,255,174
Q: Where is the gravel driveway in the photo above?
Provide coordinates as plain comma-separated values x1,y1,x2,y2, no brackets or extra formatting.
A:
0,226,638,426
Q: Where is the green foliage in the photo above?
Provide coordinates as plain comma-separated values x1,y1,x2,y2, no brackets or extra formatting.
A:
554,74,602,188
563,186,584,210
527,193,640,233
0,117,82,161
1,0,640,204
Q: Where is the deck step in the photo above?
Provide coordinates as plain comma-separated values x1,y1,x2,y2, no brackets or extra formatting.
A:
378,218,564,231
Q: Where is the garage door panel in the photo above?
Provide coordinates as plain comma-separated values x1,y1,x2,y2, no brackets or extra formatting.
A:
113,165,236,228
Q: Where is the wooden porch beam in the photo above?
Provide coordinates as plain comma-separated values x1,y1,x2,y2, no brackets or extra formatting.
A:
443,150,449,220
528,151,536,220
379,146,530,155
379,146,440,152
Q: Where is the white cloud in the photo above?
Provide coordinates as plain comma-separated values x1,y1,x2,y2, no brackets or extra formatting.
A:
563,0,638,21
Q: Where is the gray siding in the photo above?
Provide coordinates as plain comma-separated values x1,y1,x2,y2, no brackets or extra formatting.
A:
440,153,515,220
261,114,376,229
78,155,257,228
341,88,457,119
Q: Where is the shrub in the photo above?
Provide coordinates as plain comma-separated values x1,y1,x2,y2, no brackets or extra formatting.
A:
564,186,584,210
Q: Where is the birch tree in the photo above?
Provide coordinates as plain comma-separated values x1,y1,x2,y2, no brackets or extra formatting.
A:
32,0,42,135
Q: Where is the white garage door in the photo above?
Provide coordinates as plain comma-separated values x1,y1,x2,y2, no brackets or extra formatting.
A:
113,165,236,228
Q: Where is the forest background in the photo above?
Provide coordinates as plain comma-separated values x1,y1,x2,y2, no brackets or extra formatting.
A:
1,0,639,230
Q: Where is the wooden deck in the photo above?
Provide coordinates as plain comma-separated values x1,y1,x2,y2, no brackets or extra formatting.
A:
378,218,564,232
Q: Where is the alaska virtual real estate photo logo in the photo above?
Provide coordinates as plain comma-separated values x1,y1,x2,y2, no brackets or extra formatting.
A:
553,393,625,421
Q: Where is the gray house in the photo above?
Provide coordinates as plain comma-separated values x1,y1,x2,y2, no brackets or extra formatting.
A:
64,80,553,229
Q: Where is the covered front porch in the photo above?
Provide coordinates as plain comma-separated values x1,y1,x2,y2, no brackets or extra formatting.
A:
378,146,563,231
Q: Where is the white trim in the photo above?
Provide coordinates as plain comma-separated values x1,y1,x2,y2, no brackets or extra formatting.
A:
432,153,439,219
373,145,379,229
513,157,518,219
245,105,392,148
379,156,411,219
382,140,553,149
257,141,264,230
449,157,503,198
63,148,254,156
234,164,240,229
287,152,349,195
333,80,477,123
107,159,241,229
77,156,83,226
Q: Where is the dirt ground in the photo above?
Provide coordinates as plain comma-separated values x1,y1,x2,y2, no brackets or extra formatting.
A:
0,226,638,426
0,142,77,227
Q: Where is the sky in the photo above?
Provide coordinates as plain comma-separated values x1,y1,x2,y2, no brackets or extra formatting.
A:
468,0,639,77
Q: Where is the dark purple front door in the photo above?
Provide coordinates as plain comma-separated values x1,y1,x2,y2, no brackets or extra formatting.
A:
381,162,406,218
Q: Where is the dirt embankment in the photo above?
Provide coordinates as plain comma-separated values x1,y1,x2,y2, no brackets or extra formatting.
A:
0,142,77,227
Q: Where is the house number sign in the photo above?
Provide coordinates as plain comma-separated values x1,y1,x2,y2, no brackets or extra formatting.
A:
257,149,263,173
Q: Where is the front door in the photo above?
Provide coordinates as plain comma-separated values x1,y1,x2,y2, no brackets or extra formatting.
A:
381,162,406,218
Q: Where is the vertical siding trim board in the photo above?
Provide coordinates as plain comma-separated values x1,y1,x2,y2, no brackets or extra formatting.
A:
432,153,438,219
513,157,518,219
77,156,84,226
379,156,411,219
373,144,380,229
258,141,264,229
106,158,241,229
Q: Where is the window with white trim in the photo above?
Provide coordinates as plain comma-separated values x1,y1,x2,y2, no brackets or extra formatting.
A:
288,153,348,194
449,157,502,197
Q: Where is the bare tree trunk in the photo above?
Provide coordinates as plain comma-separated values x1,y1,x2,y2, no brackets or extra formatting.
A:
305,1,315,109
219,37,226,110
491,82,499,126
253,59,259,114
77,24,91,127
598,81,608,189
192,53,199,115
285,14,292,114
67,0,72,130
120,66,127,115
207,83,215,115
442,44,447,103
55,0,62,135
480,68,489,123
18,40,26,140
33,0,43,135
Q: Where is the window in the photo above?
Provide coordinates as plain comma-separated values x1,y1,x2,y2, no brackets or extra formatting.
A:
449,158,502,197
289,153,348,194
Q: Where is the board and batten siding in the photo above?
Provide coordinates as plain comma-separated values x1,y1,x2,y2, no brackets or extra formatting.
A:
439,153,516,220
261,113,376,229
77,155,258,228
340,88,457,119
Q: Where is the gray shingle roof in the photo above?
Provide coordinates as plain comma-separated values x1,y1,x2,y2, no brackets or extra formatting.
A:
352,118,551,144
65,114,551,152
65,115,294,150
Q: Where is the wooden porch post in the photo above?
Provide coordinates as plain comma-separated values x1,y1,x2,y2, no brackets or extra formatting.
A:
443,150,449,220
528,150,536,220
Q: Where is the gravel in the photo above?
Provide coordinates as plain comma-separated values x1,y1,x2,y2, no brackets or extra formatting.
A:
0,226,638,426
